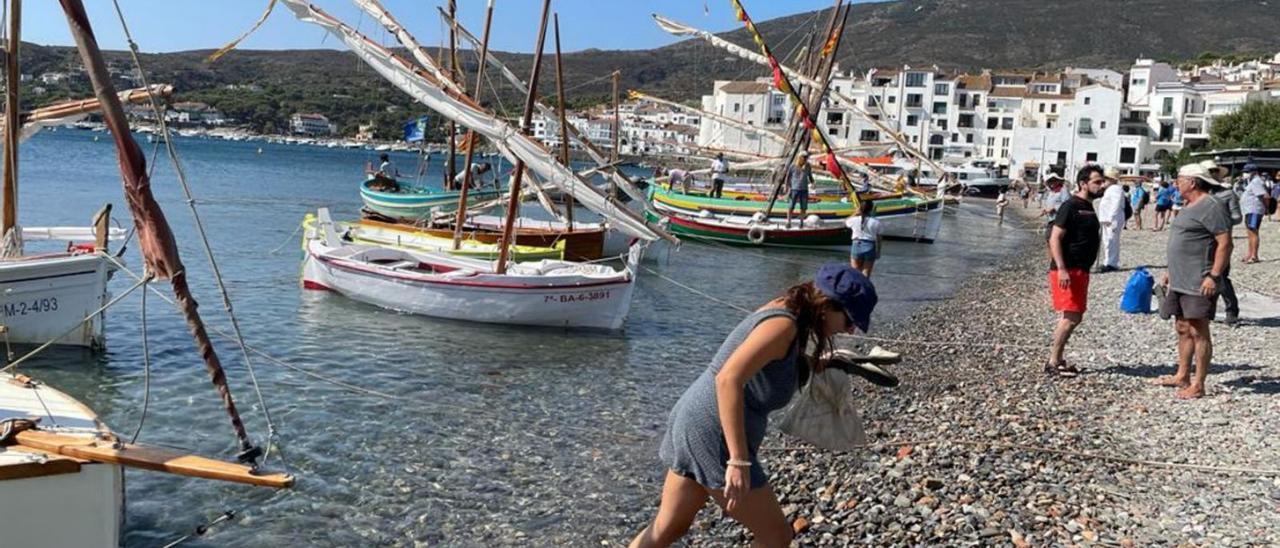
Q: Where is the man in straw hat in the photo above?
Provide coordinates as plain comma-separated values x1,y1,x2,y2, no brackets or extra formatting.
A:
1095,166,1127,272
1154,163,1233,399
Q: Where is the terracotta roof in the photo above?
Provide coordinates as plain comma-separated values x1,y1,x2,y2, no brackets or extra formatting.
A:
956,74,991,90
1027,92,1075,100
720,81,771,94
1031,74,1063,84
989,87,1027,98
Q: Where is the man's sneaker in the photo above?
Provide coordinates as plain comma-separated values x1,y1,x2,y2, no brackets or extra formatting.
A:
1224,315,1240,327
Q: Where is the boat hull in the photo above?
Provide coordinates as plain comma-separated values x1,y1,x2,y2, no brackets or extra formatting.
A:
650,195,943,245
0,253,113,348
426,215,607,261
359,180,501,219
0,374,124,547
650,211,850,248
307,216,566,261
301,213,638,329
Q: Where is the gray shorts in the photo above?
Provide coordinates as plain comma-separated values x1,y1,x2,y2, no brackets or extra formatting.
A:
1159,289,1217,321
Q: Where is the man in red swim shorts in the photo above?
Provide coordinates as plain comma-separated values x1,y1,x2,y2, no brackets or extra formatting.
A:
1046,166,1104,377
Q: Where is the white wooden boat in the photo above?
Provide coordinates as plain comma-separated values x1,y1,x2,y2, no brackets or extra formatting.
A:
0,251,115,347
302,209,640,329
0,373,123,547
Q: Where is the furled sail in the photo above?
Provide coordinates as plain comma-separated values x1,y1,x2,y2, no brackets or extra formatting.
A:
280,0,670,242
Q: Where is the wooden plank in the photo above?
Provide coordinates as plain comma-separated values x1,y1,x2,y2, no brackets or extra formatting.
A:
0,451,82,481
13,431,293,488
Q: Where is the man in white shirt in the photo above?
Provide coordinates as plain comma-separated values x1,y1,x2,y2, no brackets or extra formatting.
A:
452,162,492,189
1239,164,1271,263
1095,166,1127,272
710,153,728,198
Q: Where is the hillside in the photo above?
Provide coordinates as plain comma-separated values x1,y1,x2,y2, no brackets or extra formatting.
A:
19,0,1280,138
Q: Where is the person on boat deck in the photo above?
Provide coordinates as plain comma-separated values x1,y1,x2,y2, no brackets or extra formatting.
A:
784,152,813,229
666,167,692,194
368,153,401,192
710,152,729,198
452,162,493,189
630,263,877,548
858,172,872,194
845,200,882,278
1045,165,1103,378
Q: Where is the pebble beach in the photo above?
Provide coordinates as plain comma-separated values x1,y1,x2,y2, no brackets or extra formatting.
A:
681,207,1280,546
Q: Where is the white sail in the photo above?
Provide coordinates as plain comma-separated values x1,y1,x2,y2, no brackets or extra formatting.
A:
651,14,948,177
440,6,651,206
279,0,668,242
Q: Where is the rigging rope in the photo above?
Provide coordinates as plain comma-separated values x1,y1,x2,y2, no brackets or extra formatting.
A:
110,0,282,466
128,273,153,444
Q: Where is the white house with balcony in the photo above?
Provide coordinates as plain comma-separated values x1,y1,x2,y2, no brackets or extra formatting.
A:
696,80,789,157
1011,85,1123,179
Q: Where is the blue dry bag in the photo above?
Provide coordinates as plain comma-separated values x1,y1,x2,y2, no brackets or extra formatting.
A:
1120,267,1154,313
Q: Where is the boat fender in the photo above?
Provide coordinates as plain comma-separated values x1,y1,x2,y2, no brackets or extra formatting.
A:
804,214,821,226
747,225,767,244
657,216,671,228
698,209,713,219
750,211,767,223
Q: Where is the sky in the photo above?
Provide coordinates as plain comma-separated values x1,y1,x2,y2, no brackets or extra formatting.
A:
24,1,850,54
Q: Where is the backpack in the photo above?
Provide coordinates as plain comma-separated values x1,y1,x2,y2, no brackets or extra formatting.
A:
1120,267,1154,314
1123,199,1133,221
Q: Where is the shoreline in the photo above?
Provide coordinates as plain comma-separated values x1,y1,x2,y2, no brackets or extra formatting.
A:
680,209,1280,545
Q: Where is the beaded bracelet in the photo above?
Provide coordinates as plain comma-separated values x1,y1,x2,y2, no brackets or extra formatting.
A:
726,459,752,467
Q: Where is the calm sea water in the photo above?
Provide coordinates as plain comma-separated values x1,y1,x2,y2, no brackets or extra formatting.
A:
9,129,1027,546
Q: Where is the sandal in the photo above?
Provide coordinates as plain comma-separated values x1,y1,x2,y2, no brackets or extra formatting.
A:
1055,362,1080,378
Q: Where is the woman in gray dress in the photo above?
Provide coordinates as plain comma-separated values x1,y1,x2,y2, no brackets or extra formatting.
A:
630,264,877,548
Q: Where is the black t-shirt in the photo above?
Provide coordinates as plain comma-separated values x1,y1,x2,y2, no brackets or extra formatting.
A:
1049,195,1101,271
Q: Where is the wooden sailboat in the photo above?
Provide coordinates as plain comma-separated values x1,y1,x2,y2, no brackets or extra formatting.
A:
287,0,662,329
0,56,171,349
2,3,291,545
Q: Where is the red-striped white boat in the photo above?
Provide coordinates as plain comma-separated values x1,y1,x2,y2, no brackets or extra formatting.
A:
302,208,640,329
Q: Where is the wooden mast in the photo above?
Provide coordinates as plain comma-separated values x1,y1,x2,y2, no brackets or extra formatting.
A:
609,70,620,200
58,0,261,464
553,13,574,232
1,0,21,242
495,0,551,274
451,0,494,250
444,0,458,190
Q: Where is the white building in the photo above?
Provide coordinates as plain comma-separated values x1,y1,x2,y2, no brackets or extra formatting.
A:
290,113,335,136
696,80,788,156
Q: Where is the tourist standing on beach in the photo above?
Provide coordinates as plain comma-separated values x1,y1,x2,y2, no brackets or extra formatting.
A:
710,152,729,199
845,200,882,277
1271,175,1280,222
1045,166,1104,378
631,264,877,548
995,188,1010,226
785,153,812,229
1130,180,1149,231
1156,163,1233,399
1240,164,1271,263
1154,180,1174,230
1096,167,1126,272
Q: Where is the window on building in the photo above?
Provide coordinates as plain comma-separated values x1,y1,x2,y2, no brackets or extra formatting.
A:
957,93,968,107
733,103,740,113
747,104,754,113
1084,97,1091,105
1002,137,1010,147
987,148,994,157
911,135,918,143
965,133,975,143
958,114,974,128
965,151,972,158
1050,104,1058,113
937,120,948,130
1002,117,1013,130
907,115,919,126
1056,151,1067,166
828,127,839,136
905,72,927,87
906,94,922,107
1119,147,1136,164
934,83,949,95
888,95,896,104
1085,152,1098,163
1047,119,1056,129
1078,117,1093,135
1039,104,1046,113
859,130,879,141
987,117,999,130
933,102,947,115
827,112,843,125
1131,78,1146,88
1162,97,1173,115
1100,121,1107,129
951,133,959,142
987,136,995,146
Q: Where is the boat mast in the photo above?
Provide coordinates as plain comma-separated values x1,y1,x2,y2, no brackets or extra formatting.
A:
58,0,260,464
444,0,458,190
450,0,494,250
609,70,620,200
552,13,574,232
1,0,20,244
495,0,551,274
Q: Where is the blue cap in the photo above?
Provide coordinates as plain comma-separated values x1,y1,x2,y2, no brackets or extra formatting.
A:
814,263,877,332
1243,163,1257,172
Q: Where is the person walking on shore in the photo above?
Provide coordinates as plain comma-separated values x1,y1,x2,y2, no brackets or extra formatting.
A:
845,200,882,278
710,152,729,199
1240,164,1271,263
1130,180,1149,230
1155,163,1233,399
1154,180,1174,231
785,153,812,229
1096,167,1126,272
1045,166,1104,378
631,264,877,548
995,188,1010,226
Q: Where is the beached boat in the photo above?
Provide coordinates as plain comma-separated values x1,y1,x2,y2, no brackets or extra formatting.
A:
303,209,638,329
358,178,502,219
425,214,609,261
305,215,565,261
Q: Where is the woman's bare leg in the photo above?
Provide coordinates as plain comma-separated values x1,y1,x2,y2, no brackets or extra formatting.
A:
629,471,709,548
709,485,792,548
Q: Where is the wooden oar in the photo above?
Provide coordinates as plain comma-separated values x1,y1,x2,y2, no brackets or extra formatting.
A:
13,430,293,488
